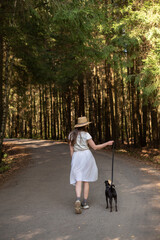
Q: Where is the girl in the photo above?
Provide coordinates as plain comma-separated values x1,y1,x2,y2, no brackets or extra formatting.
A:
68,116,114,214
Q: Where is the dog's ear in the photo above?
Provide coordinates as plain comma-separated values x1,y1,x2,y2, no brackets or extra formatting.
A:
104,180,108,185
108,180,111,185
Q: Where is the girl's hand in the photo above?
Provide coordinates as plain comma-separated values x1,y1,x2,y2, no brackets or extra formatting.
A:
69,143,74,158
107,141,114,146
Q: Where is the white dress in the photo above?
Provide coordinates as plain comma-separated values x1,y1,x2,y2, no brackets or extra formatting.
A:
69,131,98,186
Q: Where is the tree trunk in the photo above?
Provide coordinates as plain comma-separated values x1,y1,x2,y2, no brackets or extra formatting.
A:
0,30,3,162
56,92,59,140
93,73,98,142
11,113,16,138
50,85,54,139
97,73,102,142
39,85,43,138
28,85,32,138
131,65,138,146
106,64,115,141
59,93,62,140
33,90,36,137
104,61,110,141
114,72,120,146
137,88,143,146
87,74,94,139
25,120,27,137
78,73,85,117
151,107,159,148
104,96,111,141
15,96,20,138
66,88,71,134
142,103,147,146
74,94,78,125
8,112,11,137
43,86,47,139
45,87,49,139
121,67,129,145
1,45,11,142
121,77,124,144
53,88,56,139
62,94,67,139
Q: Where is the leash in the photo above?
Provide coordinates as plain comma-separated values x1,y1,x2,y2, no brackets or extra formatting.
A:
111,142,115,185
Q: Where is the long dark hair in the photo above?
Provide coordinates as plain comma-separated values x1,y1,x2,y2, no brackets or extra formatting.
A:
68,126,86,146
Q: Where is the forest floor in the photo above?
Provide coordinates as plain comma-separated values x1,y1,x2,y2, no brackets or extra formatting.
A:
0,141,31,185
115,145,160,167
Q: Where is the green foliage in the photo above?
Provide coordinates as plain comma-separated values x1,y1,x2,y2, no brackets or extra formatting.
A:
2,0,160,147
0,165,10,174
49,0,103,82
140,51,160,106
99,0,160,107
0,161,10,174
3,153,8,159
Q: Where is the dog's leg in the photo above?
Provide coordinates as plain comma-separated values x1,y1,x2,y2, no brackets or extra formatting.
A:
115,196,118,212
106,196,108,209
105,191,109,209
109,198,112,212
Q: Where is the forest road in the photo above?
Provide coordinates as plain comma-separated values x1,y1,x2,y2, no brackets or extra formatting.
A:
0,139,160,240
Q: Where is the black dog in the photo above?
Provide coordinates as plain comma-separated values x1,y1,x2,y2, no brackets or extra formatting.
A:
104,180,118,212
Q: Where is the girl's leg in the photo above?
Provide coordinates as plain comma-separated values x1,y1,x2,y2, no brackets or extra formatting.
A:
75,181,82,214
75,181,82,199
83,182,89,200
82,182,90,209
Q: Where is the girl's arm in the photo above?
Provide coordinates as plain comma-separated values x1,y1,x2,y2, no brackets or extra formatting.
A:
69,143,74,158
88,139,114,151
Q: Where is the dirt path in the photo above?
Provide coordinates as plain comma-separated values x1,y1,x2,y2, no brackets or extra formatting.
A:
0,139,160,240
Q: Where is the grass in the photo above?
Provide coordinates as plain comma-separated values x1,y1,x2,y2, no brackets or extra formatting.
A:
0,164,11,174
0,152,11,173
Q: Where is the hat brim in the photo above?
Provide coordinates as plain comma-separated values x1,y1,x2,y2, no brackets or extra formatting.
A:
74,122,91,128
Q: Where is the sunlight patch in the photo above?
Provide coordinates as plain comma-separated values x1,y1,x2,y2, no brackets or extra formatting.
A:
117,149,127,153
140,167,160,176
17,228,45,240
151,195,160,208
155,224,160,232
56,236,71,240
130,182,160,193
12,215,32,222
103,238,120,240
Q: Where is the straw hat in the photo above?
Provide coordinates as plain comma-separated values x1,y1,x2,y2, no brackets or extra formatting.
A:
74,116,91,128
